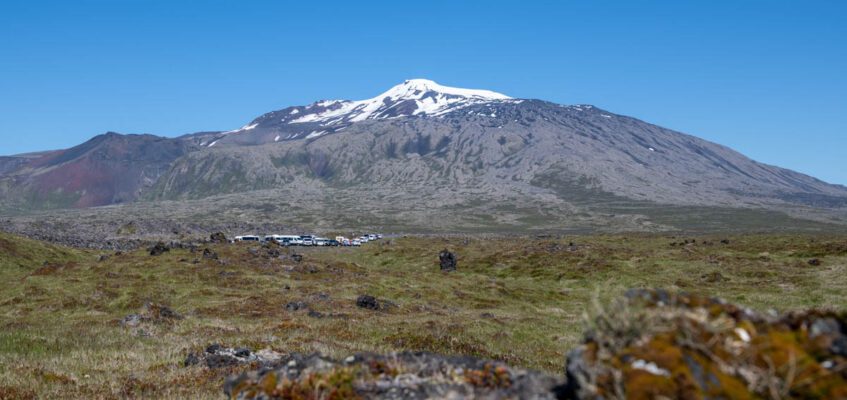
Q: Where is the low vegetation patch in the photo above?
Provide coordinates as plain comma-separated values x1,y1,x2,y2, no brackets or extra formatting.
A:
0,232,845,397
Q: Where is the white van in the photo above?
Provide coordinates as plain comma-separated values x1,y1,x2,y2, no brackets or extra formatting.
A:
234,235,261,242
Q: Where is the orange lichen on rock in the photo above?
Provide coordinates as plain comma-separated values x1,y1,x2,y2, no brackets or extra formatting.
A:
562,289,847,399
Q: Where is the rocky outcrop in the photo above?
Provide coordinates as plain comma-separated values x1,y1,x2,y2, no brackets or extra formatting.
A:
220,290,847,399
561,289,847,399
185,344,283,369
223,352,561,400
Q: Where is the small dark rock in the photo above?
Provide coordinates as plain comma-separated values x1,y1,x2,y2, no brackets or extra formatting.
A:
206,344,224,354
307,310,325,318
149,241,170,256
285,301,308,311
234,348,251,358
439,249,457,272
206,354,241,369
210,232,227,243
184,352,200,367
808,258,822,266
97,254,110,262
202,248,218,260
720,239,731,245
291,254,303,263
356,295,380,310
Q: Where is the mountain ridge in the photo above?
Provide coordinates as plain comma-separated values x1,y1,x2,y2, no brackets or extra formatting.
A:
1,79,846,232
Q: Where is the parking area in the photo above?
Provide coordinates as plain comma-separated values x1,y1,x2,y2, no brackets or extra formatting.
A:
232,233,383,247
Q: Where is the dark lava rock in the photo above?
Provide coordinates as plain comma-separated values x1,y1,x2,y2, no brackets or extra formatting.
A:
285,301,308,311
184,352,200,367
187,344,281,370
439,249,457,272
291,253,303,263
206,344,224,354
224,351,562,399
808,258,822,266
97,254,110,262
207,354,243,369
210,232,227,243
234,348,252,358
266,248,281,258
307,310,325,319
202,248,218,260
120,303,181,330
148,241,170,256
356,294,380,310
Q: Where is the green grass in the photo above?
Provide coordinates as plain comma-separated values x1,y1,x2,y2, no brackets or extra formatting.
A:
0,232,846,398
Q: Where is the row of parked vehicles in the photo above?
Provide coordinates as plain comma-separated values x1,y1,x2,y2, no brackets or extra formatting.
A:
232,233,382,247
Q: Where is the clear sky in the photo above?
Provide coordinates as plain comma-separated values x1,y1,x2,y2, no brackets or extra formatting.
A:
1,1,845,184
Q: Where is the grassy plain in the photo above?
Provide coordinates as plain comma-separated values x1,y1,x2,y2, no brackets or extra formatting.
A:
1,232,846,398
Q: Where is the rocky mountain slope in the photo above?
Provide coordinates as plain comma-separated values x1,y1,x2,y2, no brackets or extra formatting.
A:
1,79,846,231
0,133,194,212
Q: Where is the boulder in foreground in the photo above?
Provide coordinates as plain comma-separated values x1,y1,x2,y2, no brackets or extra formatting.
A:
562,289,847,399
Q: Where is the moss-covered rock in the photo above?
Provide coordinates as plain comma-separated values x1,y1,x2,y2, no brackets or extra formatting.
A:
562,289,847,399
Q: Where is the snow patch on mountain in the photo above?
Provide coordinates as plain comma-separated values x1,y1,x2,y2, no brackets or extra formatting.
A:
223,123,258,135
287,79,512,126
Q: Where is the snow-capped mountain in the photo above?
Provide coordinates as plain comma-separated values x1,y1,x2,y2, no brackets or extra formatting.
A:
211,79,516,145
290,79,511,124
3,78,847,233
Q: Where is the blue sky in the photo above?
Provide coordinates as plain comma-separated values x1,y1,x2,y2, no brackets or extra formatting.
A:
1,1,845,184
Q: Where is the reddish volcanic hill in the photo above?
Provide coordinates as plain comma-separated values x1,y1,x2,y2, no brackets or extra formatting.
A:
0,132,193,210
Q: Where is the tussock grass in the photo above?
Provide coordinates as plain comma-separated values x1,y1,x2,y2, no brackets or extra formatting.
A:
0,232,845,398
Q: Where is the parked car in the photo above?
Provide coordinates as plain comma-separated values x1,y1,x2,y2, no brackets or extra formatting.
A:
300,235,314,246
351,239,361,246
368,234,377,241
314,238,329,246
327,239,340,246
